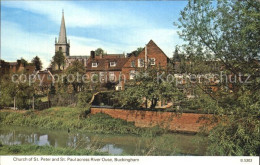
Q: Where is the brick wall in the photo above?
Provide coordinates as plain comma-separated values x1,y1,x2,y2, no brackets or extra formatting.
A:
91,107,213,133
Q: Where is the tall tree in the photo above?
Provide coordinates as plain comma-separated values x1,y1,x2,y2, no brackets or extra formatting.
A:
65,60,87,92
53,51,65,70
176,0,260,155
31,56,42,71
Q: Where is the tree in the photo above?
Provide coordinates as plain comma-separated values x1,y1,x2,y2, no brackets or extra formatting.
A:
176,0,260,155
31,56,42,71
0,74,34,109
131,47,143,56
53,51,65,70
114,67,183,109
20,58,28,67
95,48,104,56
65,60,87,93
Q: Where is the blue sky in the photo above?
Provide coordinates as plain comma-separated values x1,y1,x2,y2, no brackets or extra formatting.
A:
1,1,188,68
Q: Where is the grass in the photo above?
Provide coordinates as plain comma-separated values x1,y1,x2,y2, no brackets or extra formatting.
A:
0,144,107,155
0,107,165,136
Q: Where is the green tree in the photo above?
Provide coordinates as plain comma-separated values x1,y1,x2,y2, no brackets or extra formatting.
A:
115,67,183,109
95,48,104,56
20,58,28,67
31,56,42,71
131,47,143,56
176,0,260,155
65,60,88,93
53,51,65,70
0,74,34,109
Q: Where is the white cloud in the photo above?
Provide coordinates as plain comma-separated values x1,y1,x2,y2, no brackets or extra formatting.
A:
1,21,55,69
2,1,151,28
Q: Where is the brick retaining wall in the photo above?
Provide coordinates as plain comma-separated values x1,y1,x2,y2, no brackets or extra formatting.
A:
91,107,213,133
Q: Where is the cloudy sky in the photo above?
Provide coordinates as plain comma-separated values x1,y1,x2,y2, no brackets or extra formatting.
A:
1,1,187,69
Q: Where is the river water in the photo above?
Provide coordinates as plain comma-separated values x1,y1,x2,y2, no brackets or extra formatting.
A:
0,126,207,155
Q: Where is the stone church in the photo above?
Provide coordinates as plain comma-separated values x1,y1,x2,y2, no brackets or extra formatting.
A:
52,10,88,70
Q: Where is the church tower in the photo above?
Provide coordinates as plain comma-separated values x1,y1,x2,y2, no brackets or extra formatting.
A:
55,10,70,57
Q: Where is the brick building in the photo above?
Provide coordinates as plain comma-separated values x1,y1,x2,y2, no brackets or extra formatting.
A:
0,60,36,75
86,40,170,90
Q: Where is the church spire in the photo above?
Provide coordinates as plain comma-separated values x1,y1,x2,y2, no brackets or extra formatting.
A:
58,9,67,44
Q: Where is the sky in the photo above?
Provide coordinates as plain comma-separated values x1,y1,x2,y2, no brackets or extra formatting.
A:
1,1,188,69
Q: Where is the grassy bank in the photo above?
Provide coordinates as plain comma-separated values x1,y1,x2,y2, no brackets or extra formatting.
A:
0,144,107,155
0,107,164,136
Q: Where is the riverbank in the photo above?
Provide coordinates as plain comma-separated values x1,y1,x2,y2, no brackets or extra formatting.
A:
0,144,107,155
0,107,165,136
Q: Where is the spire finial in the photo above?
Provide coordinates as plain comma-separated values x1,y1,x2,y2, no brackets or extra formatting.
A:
62,9,64,14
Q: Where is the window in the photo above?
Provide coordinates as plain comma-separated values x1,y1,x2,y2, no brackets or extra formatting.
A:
149,58,156,65
59,47,62,51
130,70,136,80
99,72,106,82
131,61,135,67
92,62,98,67
138,59,144,67
109,72,115,81
110,62,116,67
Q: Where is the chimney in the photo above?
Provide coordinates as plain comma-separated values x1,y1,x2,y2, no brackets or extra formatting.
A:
91,51,95,59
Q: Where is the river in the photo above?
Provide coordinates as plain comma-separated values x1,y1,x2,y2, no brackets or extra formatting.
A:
0,125,207,155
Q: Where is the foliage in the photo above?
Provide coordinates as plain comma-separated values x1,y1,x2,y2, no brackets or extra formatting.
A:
114,67,183,109
0,74,34,109
0,144,107,155
31,56,43,71
0,107,165,136
176,0,260,155
20,58,28,67
53,50,65,70
65,60,88,92
95,48,105,56
77,92,92,108
131,47,143,56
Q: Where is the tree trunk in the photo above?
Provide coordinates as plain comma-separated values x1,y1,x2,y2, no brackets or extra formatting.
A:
14,97,16,110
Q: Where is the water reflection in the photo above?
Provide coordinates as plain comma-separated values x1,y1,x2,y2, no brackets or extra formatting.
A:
0,126,207,155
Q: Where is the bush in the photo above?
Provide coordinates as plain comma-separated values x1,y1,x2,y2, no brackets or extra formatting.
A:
77,92,92,108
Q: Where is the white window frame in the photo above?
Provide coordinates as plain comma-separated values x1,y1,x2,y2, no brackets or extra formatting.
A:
109,72,115,81
149,58,156,65
110,62,116,67
138,59,144,67
130,70,136,80
92,62,98,67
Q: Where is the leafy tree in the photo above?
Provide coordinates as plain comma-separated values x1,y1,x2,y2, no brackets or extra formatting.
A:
131,47,143,56
31,56,42,71
176,0,260,155
65,60,88,93
53,51,65,70
114,67,183,109
0,74,34,109
20,58,28,67
95,48,104,56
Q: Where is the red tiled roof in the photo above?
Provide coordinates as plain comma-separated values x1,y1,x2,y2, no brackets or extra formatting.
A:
86,58,129,71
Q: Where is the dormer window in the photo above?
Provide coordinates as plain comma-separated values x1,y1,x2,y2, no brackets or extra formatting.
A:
92,62,98,67
110,62,116,67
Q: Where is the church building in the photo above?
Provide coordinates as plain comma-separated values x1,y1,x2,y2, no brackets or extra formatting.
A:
53,10,88,70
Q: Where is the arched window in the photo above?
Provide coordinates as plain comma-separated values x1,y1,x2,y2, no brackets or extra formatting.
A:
59,47,62,52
